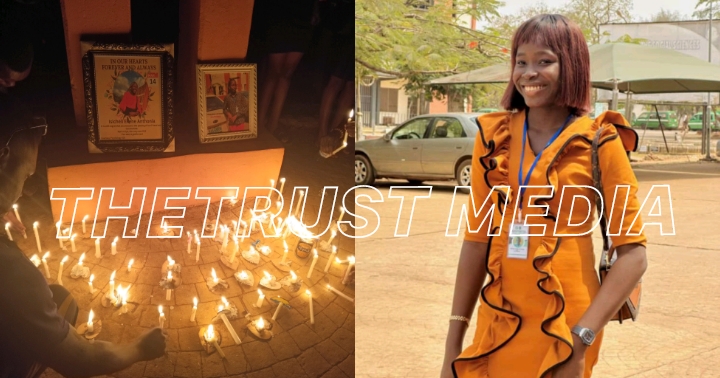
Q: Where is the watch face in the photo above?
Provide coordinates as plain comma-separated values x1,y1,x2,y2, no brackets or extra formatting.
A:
581,329,595,344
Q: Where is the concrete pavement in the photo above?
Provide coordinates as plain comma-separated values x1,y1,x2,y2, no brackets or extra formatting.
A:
356,161,720,377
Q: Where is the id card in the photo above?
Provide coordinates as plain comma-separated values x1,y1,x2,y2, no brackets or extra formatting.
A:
508,223,529,259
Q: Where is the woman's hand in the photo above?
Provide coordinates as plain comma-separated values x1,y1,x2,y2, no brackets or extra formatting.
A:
440,346,460,378
3,211,25,234
553,335,587,378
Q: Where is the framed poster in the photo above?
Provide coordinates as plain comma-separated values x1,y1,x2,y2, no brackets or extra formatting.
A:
81,42,174,153
197,64,257,143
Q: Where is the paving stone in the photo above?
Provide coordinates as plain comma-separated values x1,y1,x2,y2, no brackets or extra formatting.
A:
137,267,162,285
143,352,177,377
241,339,276,371
297,347,332,378
151,284,175,306
314,339,349,366
178,326,204,351
342,314,354,332
275,307,307,331
307,312,338,340
272,358,309,378
221,344,249,375
268,331,302,361
180,264,206,284
166,328,179,351
146,252,170,268
321,302,349,328
201,348,228,377
173,351,201,378
329,328,354,354
130,283,155,306
167,304,195,329
338,354,354,377
320,366,350,378
289,323,322,351
115,361,146,378
245,367,276,378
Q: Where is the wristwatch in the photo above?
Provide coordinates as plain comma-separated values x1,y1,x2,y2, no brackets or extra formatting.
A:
571,325,596,346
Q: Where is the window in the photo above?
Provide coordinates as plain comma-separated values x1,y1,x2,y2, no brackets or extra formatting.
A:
431,118,465,138
379,88,399,112
393,118,431,139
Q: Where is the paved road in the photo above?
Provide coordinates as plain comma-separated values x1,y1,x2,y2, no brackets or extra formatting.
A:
356,161,720,377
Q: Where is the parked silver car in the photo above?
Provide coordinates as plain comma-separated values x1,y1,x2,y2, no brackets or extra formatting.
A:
355,113,482,186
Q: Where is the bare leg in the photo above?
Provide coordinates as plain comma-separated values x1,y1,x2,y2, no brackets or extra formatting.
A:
258,54,285,131
328,79,355,136
268,52,304,133
318,76,345,142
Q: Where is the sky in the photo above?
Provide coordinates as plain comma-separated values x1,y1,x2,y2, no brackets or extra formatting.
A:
497,0,698,21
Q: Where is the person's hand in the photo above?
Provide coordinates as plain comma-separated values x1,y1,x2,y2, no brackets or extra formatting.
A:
3,211,25,234
440,346,461,378
134,328,166,361
553,336,586,378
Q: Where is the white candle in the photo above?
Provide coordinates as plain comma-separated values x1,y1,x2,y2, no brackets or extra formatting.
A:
70,234,77,253
127,258,134,272
279,178,286,198
256,317,265,331
205,325,225,359
88,274,95,293
255,289,265,308
307,249,318,279
77,252,85,267
41,252,50,278
94,238,101,258
294,190,304,217
195,235,201,263
232,220,238,235
327,284,355,302
30,254,40,267
221,225,229,252
290,270,297,283
87,309,94,333
306,290,315,324
218,305,241,344
56,221,65,250
281,240,288,263
325,245,337,273
186,231,191,253
32,222,42,253
120,287,128,313
108,270,117,304
337,206,345,223
190,297,197,322
343,255,355,285
211,268,219,284
166,271,173,300
158,305,165,328
4,222,12,241
230,236,238,263
12,204,25,238
111,237,118,255
272,301,283,320
327,228,337,244
57,255,68,285
82,215,89,235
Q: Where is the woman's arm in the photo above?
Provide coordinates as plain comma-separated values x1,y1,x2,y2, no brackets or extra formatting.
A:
441,240,489,376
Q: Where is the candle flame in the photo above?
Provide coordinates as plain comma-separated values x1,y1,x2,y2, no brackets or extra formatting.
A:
128,259,134,268
327,283,332,289
158,305,163,315
88,309,94,324
42,251,50,260
257,289,263,296
349,109,354,118
78,253,85,265
349,256,356,264
33,221,38,227
83,215,89,221
257,317,265,330
239,271,248,279
113,236,118,243
71,233,76,241
218,305,224,313
5,222,10,229
290,271,297,280
335,257,342,263
61,255,69,264
206,324,215,339
221,296,229,306
263,271,271,280
313,249,318,257
332,245,337,253
211,268,218,282
305,289,312,297
193,297,198,307
167,255,175,266
89,274,94,283
30,254,40,266
12,204,18,209
168,271,172,280
271,179,275,187
110,270,116,282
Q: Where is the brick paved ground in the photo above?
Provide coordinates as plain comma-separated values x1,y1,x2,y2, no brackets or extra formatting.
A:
356,161,720,377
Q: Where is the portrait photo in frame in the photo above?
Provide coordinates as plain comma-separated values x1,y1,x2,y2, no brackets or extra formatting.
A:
196,64,258,143
81,42,175,153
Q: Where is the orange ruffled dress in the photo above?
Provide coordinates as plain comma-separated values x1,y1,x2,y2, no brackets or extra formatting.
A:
453,111,647,378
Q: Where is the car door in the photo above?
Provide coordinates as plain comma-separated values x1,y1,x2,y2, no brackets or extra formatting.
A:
371,117,431,176
421,117,467,176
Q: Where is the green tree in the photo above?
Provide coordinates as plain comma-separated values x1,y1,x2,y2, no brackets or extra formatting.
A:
645,8,688,22
564,0,633,44
692,0,720,19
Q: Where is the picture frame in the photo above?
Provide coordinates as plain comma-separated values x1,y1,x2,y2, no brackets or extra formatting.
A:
81,42,175,153
196,64,258,143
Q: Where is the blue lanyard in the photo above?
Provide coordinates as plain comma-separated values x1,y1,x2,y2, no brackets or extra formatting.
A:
517,111,573,212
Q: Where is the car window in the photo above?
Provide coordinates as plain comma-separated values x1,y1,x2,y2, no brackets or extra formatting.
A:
393,118,431,140
431,118,465,139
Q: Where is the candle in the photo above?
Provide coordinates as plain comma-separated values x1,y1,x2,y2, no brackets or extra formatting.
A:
186,231,191,253
57,255,68,285
111,237,118,255
32,222,42,253
331,131,348,155
290,270,297,283
327,284,355,302
211,268,218,284
275,200,281,212
230,236,238,263
82,215,89,235
325,245,337,273
255,289,265,308
343,255,355,285
294,190,304,217
307,249,318,279
190,297,197,322
77,252,85,267
337,206,345,223
205,325,225,359
161,221,168,234
269,179,275,201
281,240,288,263
56,222,65,250
167,255,175,270
94,238,101,258
263,271,272,285
279,178,286,198
127,258,134,272
272,301,283,320
88,274,95,293
120,287,128,313
232,220,238,235
87,309,94,333
221,225,229,252
306,290,314,324
108,270,117,304
158,305,165,328
70,234,77,253
218,305,241,344
221,296,229,308
166,271,173,300
256,316,265,331
29,254,41,267
327,228,337,244
4,222,12,241
195,235,201,263
12,204,25,238
41,252,50,278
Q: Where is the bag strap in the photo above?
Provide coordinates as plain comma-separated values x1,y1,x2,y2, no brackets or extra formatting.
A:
591,128,610,256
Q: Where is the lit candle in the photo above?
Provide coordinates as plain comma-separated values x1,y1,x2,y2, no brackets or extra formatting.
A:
108,270,117,304
88,273,95,293
255,289,265,308
190,297,197,322
56,221,65,250
111,237,118,255
331,131,348,155
307,249,318,279
186,231,192,253
256,316,265,332
211,268,218,284
232,220,238,235
263,270,272,285
327,228,337,244
327,284,355,302
127,258,134,272
120,286,128,313
272,301,283,320
343,255,355,285
77,252,85,267
12,204,25,238
290,270,297,283
230,236,238,263
94,237,101,258
82,215,89,235
57,255,68,285
218,305,241,344
294,190,304,217
32,222,42,253
70,234,77,253
337,206,345,223
41,252,50,278
158,305,165,328
167,255,175,270
281,240,288,263
4,222,12,241
325,245,337,273
306,289,314,324
87,309,94,333
195,235,201,263
279,178,286,198
30,254,41,267
166,271,173,300
161,221,168,234
275,200,281,212
221,225,229,252
205,325,225,359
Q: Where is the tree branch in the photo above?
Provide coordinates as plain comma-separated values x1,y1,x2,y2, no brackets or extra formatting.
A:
355,58,460,78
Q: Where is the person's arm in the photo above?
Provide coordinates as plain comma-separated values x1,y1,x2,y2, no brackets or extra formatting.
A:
41,326,165,378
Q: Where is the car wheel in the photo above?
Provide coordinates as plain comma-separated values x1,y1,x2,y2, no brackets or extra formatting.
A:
407,179,423,185
456,159,472,193
355,155,375,185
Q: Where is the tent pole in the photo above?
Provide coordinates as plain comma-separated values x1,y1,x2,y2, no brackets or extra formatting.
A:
611,80,619,111
654,105,670,154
